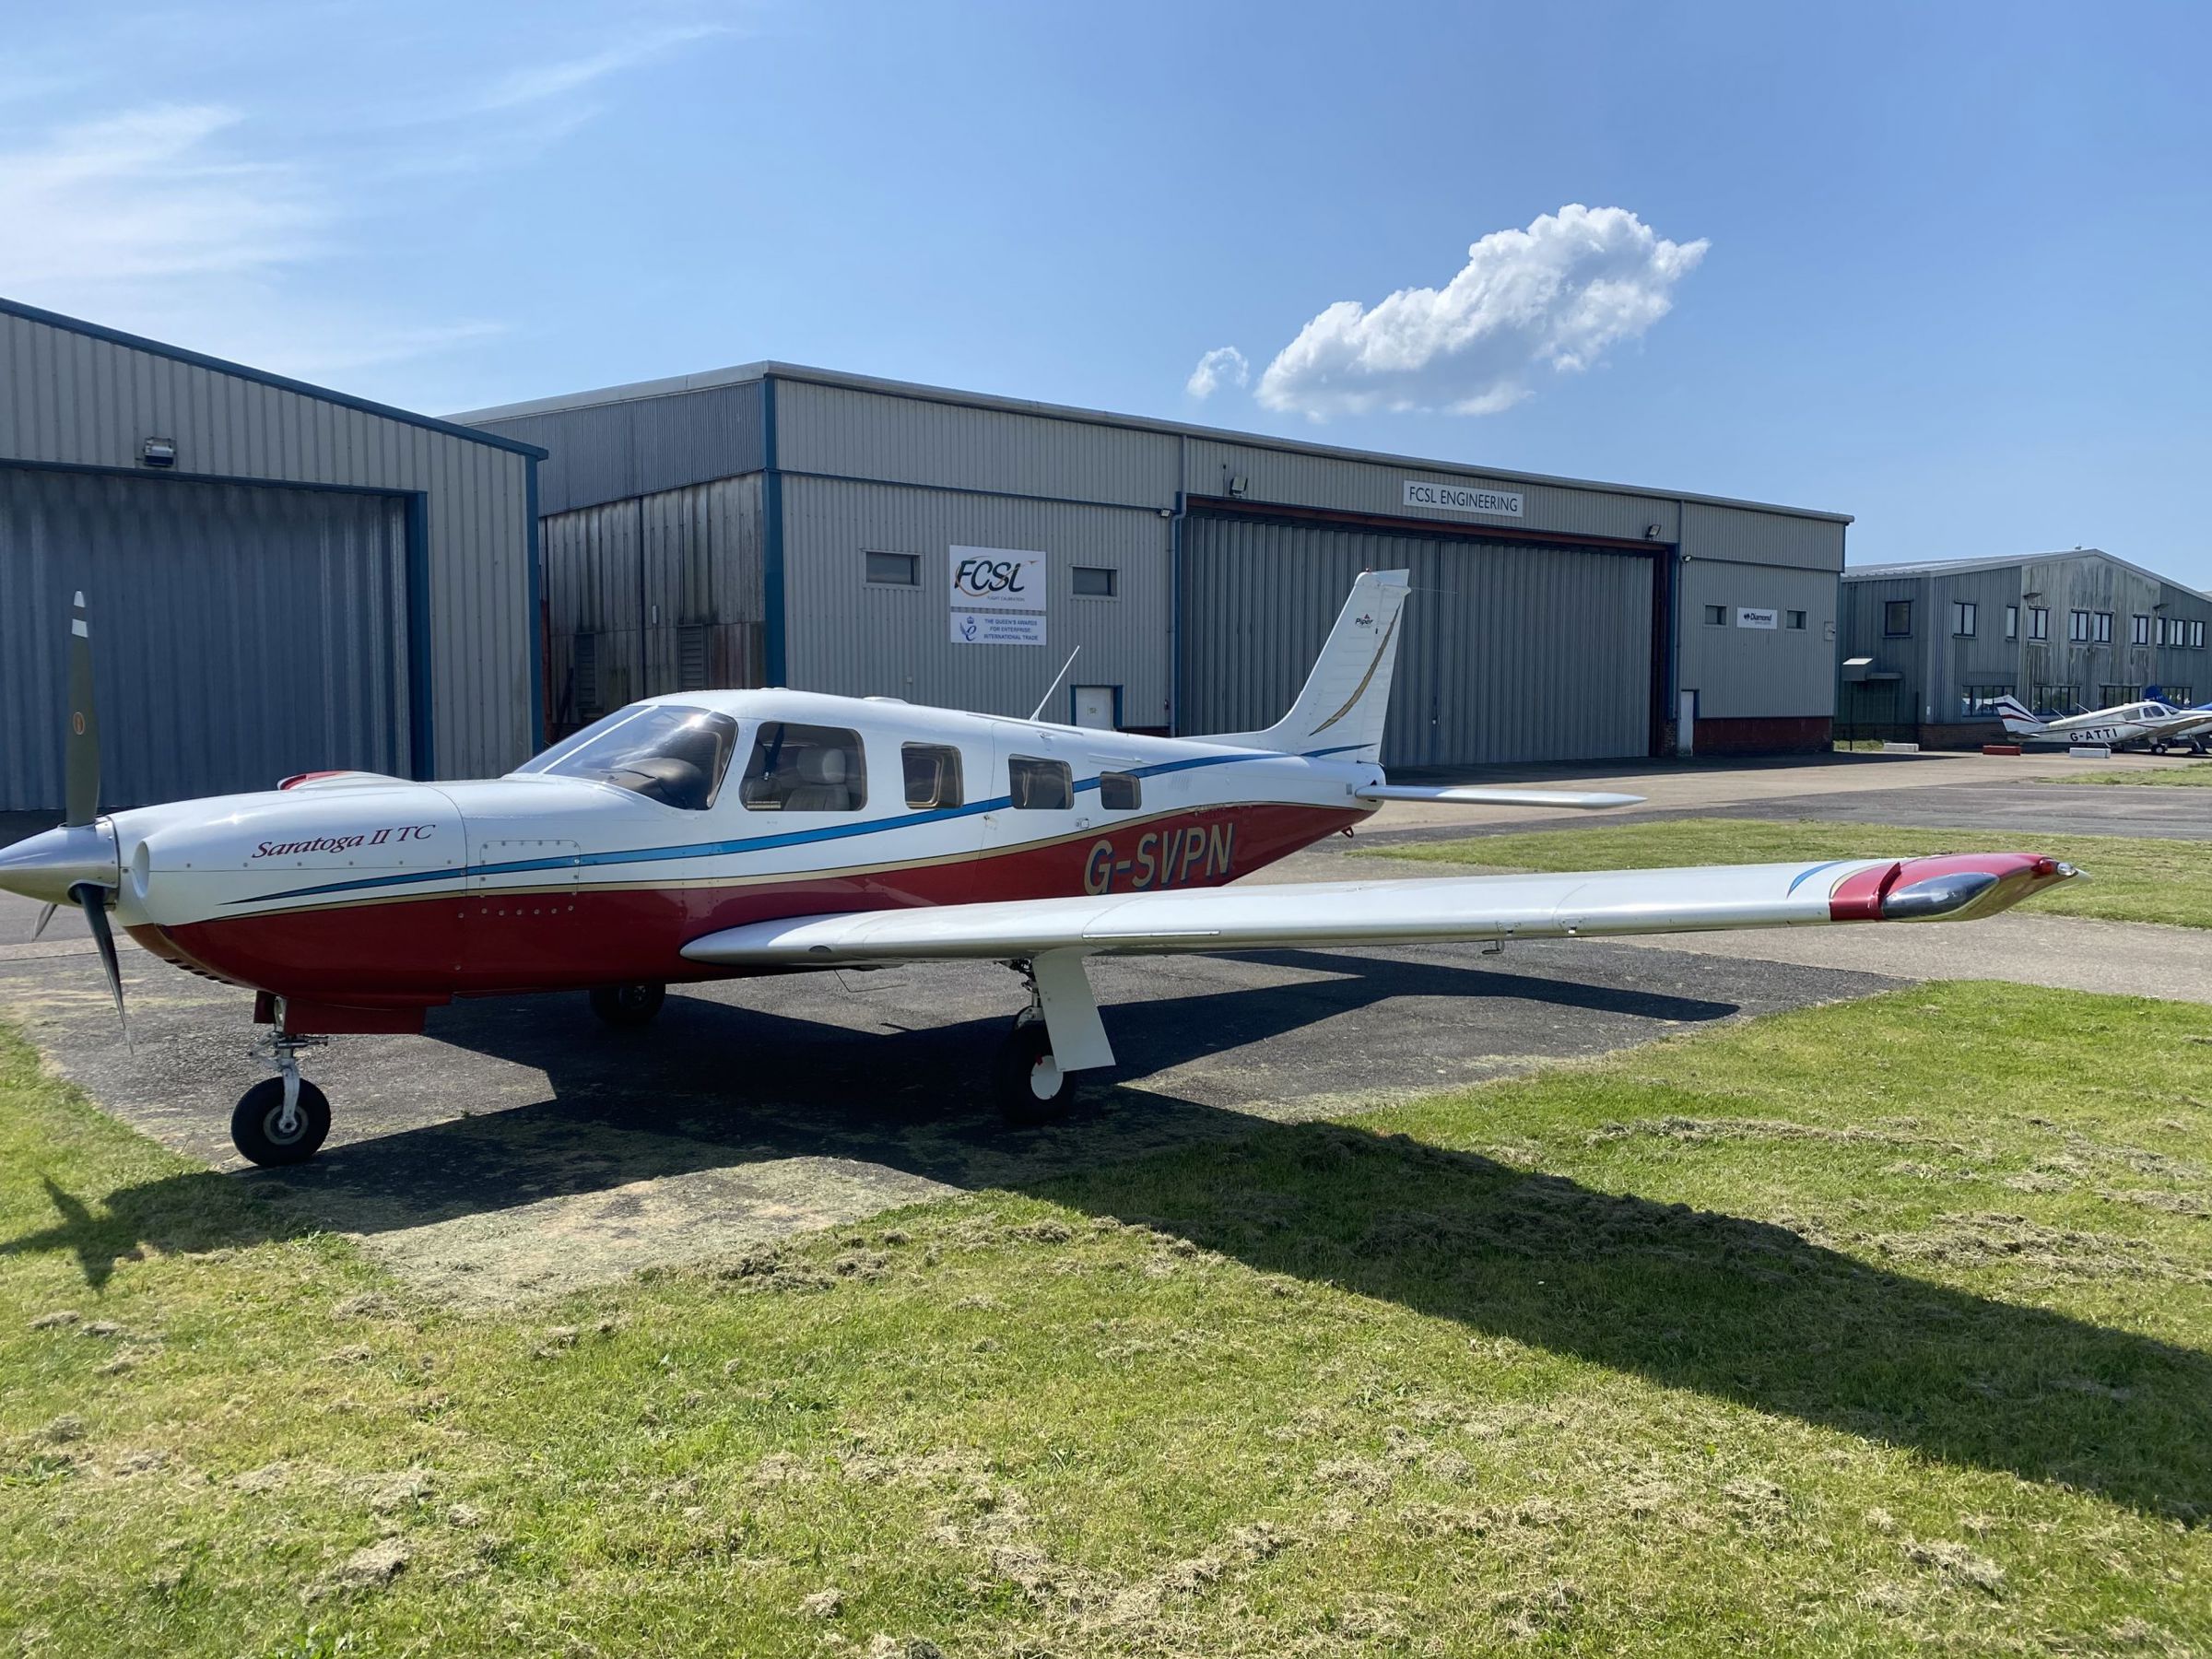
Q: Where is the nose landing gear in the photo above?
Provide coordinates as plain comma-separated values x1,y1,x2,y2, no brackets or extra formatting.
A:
230,1033,332,1167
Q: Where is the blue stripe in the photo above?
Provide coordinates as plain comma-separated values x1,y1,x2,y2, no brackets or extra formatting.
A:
1785,859,1851,894
234,743,1373,906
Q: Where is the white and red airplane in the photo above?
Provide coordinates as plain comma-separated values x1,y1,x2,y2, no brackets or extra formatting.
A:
1,572,2078,1167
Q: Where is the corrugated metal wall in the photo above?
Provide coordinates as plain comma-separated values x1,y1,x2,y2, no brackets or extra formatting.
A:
541,475,765,725
1675,561,1841,717
1180,512,1653,767
469,382,764,515
0,467,406,808
0,305,537,782
781,476,1171,724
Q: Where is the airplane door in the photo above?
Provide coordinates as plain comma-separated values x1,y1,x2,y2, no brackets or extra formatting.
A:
982,724,1086,899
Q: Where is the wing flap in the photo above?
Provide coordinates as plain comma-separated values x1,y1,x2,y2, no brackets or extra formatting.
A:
679,854,2077,967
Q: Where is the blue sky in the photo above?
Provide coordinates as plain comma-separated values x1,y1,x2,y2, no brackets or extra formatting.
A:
4,1,2207,578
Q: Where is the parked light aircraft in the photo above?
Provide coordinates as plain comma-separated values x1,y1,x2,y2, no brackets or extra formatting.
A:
2143,687,2212,754
1,574,2078,1167
1992,692,2204,750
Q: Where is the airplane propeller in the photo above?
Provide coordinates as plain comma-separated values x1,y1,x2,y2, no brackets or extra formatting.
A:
0,593,130,1046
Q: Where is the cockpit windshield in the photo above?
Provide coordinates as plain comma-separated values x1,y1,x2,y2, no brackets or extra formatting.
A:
516,705,738,810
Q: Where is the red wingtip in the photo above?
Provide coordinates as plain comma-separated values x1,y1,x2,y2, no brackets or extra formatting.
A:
1830,853,2078,923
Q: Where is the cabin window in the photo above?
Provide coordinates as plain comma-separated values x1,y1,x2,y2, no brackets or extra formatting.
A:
902,743,963,809
739,723,866,812
865,551,920,586
1097,771,1142,810
1073,565,1118,597
518,704,737,811
1008,756,1073,810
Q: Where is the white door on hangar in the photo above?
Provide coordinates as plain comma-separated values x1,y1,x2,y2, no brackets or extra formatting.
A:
1071,686,1118,729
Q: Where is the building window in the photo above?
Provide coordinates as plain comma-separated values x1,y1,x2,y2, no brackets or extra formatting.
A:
901,743,963,809
1008,755,1073,810
865,550,920,586
1950,601,1976,637
2196,621,2207,650
2029,606,2049,641
2067,610,2089,642
2095,611,2114,643
1097,771,1142,811
740,723,866,812
2032,685,2079,715
1785,609,1806,630
1884,600,1912,637
1702,604,1727,626
2099,684,2142,708
2133,614,2152,645
1072,565,1118,598
1960,685,2015,717
2005,606,2018,641
2162,685,2194,705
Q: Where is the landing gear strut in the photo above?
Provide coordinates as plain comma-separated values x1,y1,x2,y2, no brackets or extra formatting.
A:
230,1033,332,1167
590,982,666,1027
992,956,1111,1125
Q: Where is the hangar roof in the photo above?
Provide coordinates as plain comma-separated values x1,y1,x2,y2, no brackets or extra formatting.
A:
1844,548,2201,594
450,359,1853,525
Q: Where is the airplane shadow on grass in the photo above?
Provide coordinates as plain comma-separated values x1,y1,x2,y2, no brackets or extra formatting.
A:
9,953,2208,1521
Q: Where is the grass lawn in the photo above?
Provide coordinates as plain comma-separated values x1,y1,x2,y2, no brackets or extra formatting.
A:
1359,817,2212,929
2062,767,2212,788
4,985,2211,1655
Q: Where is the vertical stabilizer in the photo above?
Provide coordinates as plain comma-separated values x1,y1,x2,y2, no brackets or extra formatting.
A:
1992,694,2045,736
1202,570,1411,760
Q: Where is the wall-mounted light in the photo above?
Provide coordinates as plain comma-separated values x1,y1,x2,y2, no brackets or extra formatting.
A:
1643,523,1663,540
140,436,176,468
1225,473,1249,498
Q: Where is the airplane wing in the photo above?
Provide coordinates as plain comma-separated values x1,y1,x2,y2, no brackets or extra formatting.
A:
1352,784,1645,809
681,853,2077,968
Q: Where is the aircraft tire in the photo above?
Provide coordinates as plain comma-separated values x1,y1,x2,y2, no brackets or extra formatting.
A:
994,1021,1077,1125
590,982,666,1028
230,1077,331,1167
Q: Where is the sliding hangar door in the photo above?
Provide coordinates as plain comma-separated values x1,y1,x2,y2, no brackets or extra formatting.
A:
0,466,409,810
1177,508,1658,769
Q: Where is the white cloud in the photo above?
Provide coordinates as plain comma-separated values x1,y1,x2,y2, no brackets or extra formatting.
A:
1185,345,1249,400
1253,205,1709,419
477,24,732,112
0,105,323,287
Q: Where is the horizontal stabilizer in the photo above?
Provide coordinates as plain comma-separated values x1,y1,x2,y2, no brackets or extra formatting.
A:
1354,784,1643,810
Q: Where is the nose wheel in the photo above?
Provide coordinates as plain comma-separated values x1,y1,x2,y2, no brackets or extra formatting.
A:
230,1033,333,1167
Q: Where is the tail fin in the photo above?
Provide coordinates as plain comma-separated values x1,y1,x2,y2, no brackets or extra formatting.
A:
1992,694,2044,735
1203,570,1411,760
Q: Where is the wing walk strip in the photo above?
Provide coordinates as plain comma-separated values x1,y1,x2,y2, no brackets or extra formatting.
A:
233,745,1370,907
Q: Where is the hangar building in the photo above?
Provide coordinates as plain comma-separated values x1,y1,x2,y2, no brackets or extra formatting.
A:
1840,550,2212,746
0,298,545,813
458,364,1852,768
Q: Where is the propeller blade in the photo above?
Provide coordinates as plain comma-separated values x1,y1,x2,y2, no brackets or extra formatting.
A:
72,883,131,1051
65,591,100,829
30,902,58,941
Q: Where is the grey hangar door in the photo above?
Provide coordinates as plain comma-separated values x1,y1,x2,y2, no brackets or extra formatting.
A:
1176,511,1655,769
0,466,410,811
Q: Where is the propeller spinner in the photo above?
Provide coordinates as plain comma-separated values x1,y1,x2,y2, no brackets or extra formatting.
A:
0,592,130,1044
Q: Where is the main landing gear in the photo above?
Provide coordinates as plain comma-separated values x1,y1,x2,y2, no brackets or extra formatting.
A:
230,1033,332,1167
992,954,1115,1125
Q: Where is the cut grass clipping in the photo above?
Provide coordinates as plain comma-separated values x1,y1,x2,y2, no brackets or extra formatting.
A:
1359,816,2212,929
4,985,2211,1654
2062,766,2212,788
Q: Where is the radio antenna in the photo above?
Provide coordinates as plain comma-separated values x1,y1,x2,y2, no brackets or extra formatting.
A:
1030,646,1082,722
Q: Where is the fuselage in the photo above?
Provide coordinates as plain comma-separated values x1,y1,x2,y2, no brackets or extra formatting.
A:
97,689,1380,1031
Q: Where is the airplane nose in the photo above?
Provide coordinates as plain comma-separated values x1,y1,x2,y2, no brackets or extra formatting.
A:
0,820,122,904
